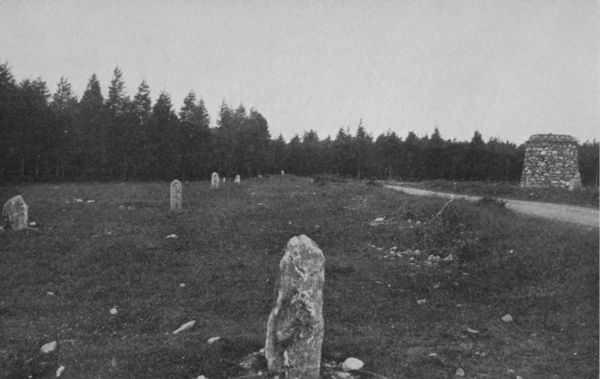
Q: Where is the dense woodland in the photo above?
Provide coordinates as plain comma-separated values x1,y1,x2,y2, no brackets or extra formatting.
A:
1,64,598,186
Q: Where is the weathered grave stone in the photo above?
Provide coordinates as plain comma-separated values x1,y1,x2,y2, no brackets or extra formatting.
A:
265,235,325,379
2,195,28,230
170,179,182,212
234,175,241,184
211,172,220,189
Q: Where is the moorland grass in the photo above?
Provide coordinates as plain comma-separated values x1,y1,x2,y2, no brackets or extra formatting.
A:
0,176,598,378
389,179,599,208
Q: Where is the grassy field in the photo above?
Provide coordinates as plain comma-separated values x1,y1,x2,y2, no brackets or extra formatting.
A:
1,176,598,378
388,179,599,208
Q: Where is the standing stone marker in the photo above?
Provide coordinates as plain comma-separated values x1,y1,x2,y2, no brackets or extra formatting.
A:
211,172,220,189
170,180,182,212
234,175,241,184
521,134,581,189
2,195,29,230
265,235,325,379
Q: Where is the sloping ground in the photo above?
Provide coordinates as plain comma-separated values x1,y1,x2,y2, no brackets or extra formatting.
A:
0,177,598,378
384,185,599,228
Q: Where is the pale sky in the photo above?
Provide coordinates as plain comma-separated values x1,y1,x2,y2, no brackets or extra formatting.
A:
1,0,598,144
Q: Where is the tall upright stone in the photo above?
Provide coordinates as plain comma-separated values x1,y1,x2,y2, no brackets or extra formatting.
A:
2,195,29,230
521,134,581,189
211,172,220,189
170,179,182,212
234,175,241,184
265,235,325,379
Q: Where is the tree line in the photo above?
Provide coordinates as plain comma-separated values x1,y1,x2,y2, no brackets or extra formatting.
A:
1,63,598,186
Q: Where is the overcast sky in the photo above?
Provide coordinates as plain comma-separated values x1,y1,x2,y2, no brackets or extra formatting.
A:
1,0,598,144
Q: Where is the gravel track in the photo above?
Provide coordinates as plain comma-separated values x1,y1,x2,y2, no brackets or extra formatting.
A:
384,184,599,228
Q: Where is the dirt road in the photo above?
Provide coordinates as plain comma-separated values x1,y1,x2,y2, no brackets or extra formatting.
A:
384,184,599,228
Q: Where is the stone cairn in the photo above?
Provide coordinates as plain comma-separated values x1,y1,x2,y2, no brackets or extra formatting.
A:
520,134,581,190
170,179,182,212
234,174,241,184
2,195,29,230
211,172,220,189
265,235,325,379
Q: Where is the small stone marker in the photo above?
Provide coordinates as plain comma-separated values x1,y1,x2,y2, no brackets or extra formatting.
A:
170,179,182,212
211,172,220,188
2,195,29,230
234,175,241,184
265,235,325,379
281,170,285,175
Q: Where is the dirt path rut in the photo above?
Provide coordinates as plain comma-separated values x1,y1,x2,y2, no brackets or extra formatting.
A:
384,184,599,228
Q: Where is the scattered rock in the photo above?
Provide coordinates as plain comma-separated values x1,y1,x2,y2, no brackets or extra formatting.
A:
206,336,221,344
41,341,57,354
373,217,384,223
179,283,186,288
74,198,84,203
455,367,465,376
466,327,479,334
173,320,196,334
341,357,364,371
56,365,65,377
47,291,55,296
110,307,118,316
166,234,178,239
417,299,427,305
86,200,96,203
195,376,208,379
28,221,38,227
501,314,513,323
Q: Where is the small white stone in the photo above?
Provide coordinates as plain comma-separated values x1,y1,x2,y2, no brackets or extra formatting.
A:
41,341,57,354
56,365,65,377
417,299,427,305
341,357,364,371
179,283,186,287
455,367,465,376
86,200,96,203
195,376,208,379
46,291,55,296
466,327,479,334
173,320,196,334
373,217,384,223
28,221,38,227
166,234,178,239
74,198,84,203
110,307,118,316
501,314,513,322
206,336,221,344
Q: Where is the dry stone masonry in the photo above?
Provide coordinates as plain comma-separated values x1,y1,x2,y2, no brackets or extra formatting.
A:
170,180,182,212
2,195,29,230
265,235,325,379
521,134,581,189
